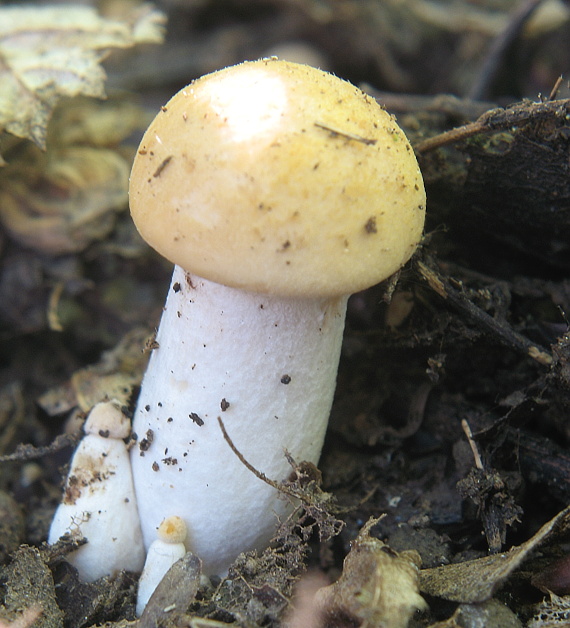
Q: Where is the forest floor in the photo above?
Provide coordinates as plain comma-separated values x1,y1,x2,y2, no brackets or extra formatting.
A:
1,1,570,626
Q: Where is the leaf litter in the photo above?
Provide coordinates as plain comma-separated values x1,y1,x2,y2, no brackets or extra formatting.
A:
0,4,165,158
2,2,570,627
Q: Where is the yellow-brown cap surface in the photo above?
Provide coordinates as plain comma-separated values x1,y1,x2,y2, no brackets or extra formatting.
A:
157,516,187,544
129,59,426,298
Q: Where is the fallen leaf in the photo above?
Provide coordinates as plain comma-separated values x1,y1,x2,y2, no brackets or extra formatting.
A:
70,326,151,411
0,4,165,157
315,517,427,628
0,95,148,255
139,553,202,628
528,593,570,627
47,96,151,148
420,504,570,603
0,143,129,254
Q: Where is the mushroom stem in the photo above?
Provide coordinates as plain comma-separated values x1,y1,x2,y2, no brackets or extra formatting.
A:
136,515,188,616
131,265,347,575
48,401,145,581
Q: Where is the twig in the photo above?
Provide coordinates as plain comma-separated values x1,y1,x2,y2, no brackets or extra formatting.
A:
547,75,564,101
0,432,79,463
414,119,487,153
461,419,484,470
314,122,377,145
414,95,570,154
416,258,553,366
217,416,284,492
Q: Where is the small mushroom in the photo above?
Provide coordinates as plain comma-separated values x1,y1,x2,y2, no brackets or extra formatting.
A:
129,59,426,575
48,400,144,581
136,515,187,616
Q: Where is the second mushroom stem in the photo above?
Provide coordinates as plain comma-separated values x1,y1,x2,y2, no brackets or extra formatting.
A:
130,265,348,575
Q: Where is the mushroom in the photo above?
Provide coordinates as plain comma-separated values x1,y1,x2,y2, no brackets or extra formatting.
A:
129,58,426,575
48,400,144,581
136,515,188,616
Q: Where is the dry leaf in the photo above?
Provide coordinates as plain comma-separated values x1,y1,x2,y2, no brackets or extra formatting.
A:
72,326,150,412
47,96,151,148
315,517,427,628
528,593,570,627
0,3,165,157
139,553,202,628
420,505,570,603
0,96,148,254
37,327,150,419
0,144,128,254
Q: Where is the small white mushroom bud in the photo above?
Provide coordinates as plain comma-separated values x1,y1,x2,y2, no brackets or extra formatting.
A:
136,515,187,616
48,400,145,581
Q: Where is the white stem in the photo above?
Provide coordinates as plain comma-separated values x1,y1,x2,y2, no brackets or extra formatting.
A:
131,266,347,575
49,401,145,581
136,516,187,616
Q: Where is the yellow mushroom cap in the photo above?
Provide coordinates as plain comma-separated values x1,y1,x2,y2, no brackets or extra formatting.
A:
129,59,426,298
157,515,187,544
